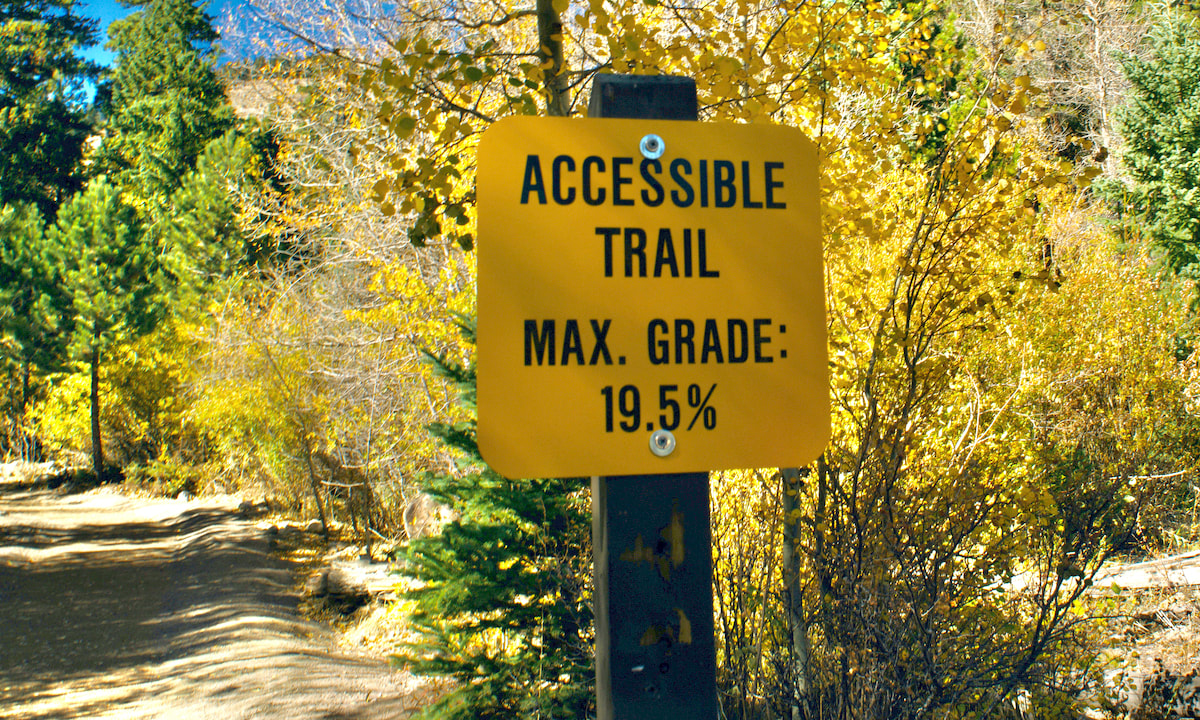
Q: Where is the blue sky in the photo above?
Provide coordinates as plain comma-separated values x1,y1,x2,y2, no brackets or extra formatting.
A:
74,0,237,66
75,0,133,66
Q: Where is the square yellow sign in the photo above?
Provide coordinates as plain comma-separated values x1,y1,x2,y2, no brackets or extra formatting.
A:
476,116,828,478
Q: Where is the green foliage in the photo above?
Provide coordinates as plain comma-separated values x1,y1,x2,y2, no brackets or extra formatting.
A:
0,201,69,457
125,455,201,496
100,0,235,209
27,0,261,475
157,130,259,310
398,323,594,720
0,0,96,218
0,203,67,372
56,1,1196,718
50,178,156,358
48,177,157,472
1115,10,1200,282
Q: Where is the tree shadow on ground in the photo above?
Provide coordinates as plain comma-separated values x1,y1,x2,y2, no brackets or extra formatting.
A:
0,487,424,720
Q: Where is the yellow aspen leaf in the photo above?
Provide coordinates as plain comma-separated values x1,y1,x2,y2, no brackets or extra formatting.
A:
394,116,417,138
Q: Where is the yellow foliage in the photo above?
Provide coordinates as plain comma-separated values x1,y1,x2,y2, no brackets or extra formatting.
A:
225,0,1200,713
33,320,203,468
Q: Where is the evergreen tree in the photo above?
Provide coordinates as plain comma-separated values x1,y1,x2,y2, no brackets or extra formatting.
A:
399,320,595,720
1116,11,1200,281
158,130,254,310
0,0,97,218
0,203,69,457
49,179,156,476
99,0,234,208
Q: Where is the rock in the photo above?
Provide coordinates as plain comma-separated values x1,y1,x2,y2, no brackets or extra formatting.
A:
305,566,371,615
238,499,268,517
305,519,324,534
403,492,457,539
1122,659,1200,719
264,524,303,551
176,491,191,502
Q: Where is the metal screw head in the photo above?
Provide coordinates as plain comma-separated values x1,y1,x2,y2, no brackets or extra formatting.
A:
640,133,665,160
649,429,676,457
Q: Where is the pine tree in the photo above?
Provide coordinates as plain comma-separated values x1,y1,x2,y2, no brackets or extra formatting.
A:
0,0,97,218
1116,11,1200,280
0,203,69,457
399,320,595,720
49,178,156,477
158,130,254,310
99,0,234,209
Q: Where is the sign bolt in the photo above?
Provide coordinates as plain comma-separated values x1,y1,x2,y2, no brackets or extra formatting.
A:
640,133,665,159
649,429,676,457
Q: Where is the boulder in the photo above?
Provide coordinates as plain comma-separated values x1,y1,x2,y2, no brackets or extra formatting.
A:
305,565,371,615
304,557,399,615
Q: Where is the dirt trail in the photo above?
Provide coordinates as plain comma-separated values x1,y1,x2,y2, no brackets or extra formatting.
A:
0,485,425,720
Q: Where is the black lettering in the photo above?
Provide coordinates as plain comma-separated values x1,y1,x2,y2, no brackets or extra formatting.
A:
589,319,613,365
648,319,669,365
640,159,664,206
699,160,709,208
524,320,555,365
728,319,749,363
596,227,620,277
698,229,719,278
753,318,774,363
654,228,679,277
624,228,647,277
765,162,786,209
583,156,606,205
552,155,576,204
612,157,634,206
562,319,585,365
701,319,724,364
742,161,762,208
520,155,546,204
714,160,736,208
683,228,693,277
674,319,695,364
670,159,693,207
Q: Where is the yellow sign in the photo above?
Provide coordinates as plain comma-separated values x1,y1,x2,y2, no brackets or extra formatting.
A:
476,116,828,478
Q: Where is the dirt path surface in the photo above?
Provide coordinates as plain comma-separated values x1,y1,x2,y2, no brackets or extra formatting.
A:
0,485,424,720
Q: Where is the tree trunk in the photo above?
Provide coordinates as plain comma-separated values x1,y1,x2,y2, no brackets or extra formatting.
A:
360,478,373,556
90,336,103,477
303,439,330,540
536,0,570,116
19,360,32,461
781,467,812,720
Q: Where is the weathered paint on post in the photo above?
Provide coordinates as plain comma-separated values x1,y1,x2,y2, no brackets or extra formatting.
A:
593,472,717,719
590,74,719,720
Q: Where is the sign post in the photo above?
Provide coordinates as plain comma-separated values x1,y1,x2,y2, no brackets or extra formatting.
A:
587,75,717,720
476,74,828,719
